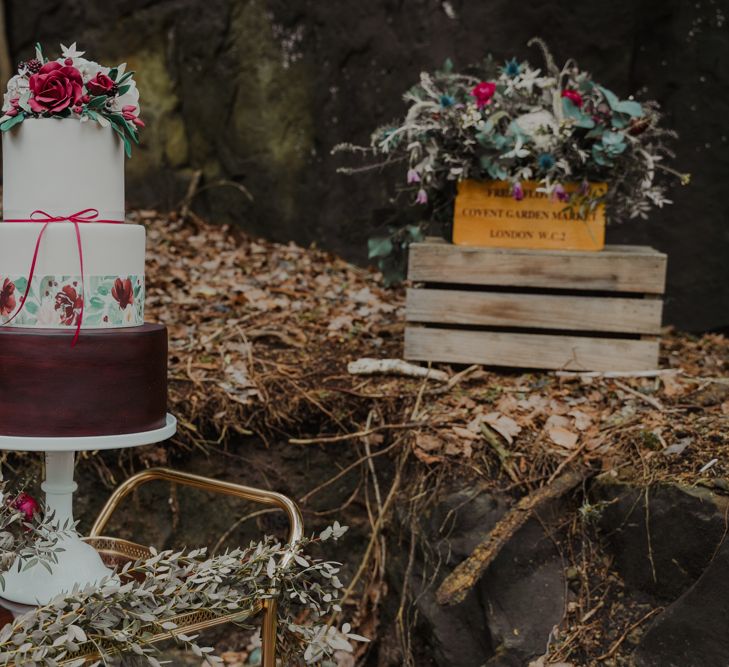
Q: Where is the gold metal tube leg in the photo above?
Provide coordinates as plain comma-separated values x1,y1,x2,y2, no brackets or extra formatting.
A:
261,598,278,667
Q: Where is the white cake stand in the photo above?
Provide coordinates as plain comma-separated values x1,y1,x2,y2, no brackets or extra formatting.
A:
0,414,176,606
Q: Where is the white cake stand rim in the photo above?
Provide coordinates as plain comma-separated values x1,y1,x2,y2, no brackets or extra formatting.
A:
0,413,177,451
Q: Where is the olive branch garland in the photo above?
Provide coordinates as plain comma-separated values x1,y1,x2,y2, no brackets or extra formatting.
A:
0,527,363,667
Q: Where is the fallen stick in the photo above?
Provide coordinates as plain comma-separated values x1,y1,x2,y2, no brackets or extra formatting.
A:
555,369,681,379
289,421,424,445
347,358,449,382
613,379,664,411
435,467,584,606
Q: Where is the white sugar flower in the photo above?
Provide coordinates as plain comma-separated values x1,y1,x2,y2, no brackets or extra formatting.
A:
2,74,28,111
60,42,85,59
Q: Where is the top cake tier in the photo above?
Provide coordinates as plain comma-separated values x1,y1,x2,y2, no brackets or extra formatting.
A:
3,118,124,221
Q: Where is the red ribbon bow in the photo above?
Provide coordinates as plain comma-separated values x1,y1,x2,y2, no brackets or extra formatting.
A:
2,209,123,346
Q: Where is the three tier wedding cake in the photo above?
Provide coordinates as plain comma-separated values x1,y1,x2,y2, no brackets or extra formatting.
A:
0,43,167,438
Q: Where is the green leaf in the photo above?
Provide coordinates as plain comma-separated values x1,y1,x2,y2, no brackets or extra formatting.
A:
0,113,25,132
24,301,38,315
117,71,135,85
111,122,132,157
442,58,454,73
108,67,118,81
368,236,393,260
614,100,642,117
35,42,44,63
87,95,107,109
562,97,595,129
610,115,628,129
117,84,131,96
597,85,620,110
405,224,424,242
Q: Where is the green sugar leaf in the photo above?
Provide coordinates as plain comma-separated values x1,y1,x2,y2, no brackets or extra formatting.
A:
0,113,25,132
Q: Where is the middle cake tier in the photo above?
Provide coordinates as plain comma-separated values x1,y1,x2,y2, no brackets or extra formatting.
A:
0,221,145,328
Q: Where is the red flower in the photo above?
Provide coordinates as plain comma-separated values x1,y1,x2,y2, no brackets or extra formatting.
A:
112,277,134,309
11,492,39,522
471,81,496,109
0,278,16,316
28,61,83,113
55,285,83,326
561,89,583,108
86,72,115,96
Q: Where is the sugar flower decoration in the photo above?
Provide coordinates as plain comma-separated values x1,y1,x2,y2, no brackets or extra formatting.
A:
0,42,143,157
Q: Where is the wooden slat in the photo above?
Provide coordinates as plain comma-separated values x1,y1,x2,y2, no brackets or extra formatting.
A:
406,288,663,334
408,239,667,294
404,327,660,371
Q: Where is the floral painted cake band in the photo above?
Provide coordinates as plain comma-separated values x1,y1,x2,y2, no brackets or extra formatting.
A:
0,274,144,328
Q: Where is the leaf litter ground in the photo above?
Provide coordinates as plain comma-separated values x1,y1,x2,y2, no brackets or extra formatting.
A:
127,210,729,665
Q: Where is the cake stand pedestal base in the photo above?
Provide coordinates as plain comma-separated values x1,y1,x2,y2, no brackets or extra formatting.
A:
2,451,112,606
0,415,177,605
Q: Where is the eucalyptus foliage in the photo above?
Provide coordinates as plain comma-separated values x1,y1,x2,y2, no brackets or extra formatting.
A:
0,525,363,666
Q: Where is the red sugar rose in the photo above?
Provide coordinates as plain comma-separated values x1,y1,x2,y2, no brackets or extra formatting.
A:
28,61,83,113
86,72,115,96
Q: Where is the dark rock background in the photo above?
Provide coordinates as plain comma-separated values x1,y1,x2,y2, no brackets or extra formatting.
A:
5,0,728,330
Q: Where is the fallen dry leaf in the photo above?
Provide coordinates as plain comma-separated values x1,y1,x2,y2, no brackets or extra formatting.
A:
483,412,522,444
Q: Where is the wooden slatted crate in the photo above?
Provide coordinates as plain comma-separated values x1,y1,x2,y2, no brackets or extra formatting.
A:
404,239,667,371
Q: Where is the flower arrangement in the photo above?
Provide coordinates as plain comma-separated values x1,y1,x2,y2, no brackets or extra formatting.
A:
335,39,688,277
0,43,143,157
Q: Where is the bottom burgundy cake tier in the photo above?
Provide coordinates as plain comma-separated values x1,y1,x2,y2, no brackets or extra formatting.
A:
0,324,168,437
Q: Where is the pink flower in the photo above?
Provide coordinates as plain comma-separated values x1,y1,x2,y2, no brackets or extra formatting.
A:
121,104,145,128
415,188,428,205
86,72,115,96
407,168,421,184
471,81,496,108
5,97,19,117
512,182,524,201
553,184,569,202
28,61,83,113
561,89,583,108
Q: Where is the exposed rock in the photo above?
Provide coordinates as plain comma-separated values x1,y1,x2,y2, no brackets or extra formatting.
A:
392,487,567,667
591,475,729,600
634,538,729,667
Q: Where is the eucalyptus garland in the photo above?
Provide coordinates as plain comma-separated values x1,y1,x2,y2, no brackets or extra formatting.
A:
0,524,362,666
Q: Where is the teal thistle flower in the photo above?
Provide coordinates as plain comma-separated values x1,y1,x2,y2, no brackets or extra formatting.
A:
503,58,521,77
440,94,455,108
537,153,556,171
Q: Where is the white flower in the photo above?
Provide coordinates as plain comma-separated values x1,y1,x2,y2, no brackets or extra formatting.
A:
70,58,109,84
60,42,85,59
513,110,559,149
501,136,530,160
2,74,28,111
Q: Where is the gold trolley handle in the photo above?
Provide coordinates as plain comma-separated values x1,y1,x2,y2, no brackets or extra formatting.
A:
89,467,304,568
